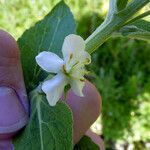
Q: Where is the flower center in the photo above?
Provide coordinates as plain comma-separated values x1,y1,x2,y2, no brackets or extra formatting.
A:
62,53,89,79
62,64,69,76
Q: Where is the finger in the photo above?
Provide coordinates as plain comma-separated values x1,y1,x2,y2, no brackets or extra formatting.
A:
86,130,105,150
63,80,102,144
0,30,29,139
0,139,13,150
0,30,29,113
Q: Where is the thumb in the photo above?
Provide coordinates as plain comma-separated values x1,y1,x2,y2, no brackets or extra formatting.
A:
0,139,13,150
0,30,29,140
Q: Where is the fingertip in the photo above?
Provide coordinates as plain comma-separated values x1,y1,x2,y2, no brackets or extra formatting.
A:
0,87,28,139
0,29,19,59
0,29,29,113
86,130,105,150
83,81,102,119
64,80,102,144
0,139,13,149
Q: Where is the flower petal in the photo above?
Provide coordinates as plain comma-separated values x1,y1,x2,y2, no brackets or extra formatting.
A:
81,51,91,65
62,34,85,62
42,74,67,106
70,78,85,97
71,66,85,79
36,51,64,73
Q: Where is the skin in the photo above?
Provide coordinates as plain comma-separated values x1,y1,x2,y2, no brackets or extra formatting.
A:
63,81,102,144
0,30,104,149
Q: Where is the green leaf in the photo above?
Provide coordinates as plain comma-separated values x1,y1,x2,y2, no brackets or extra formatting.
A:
117,0,128,11
13,1,75,149
130,19,150,32
18,1,76,91
74,136,100,150
125,10,150,25
13,90,73,150
118,19,150,41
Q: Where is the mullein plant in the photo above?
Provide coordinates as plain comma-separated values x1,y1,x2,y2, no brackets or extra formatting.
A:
0,0,149,149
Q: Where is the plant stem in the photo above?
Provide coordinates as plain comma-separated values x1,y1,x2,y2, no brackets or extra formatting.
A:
85,0,150,54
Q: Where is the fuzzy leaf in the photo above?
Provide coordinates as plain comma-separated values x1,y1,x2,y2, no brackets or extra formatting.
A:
74,136,100,150
13,1,75,149
18,1,76,91
13,90,73,150
130,19,150,32
118,19,150,41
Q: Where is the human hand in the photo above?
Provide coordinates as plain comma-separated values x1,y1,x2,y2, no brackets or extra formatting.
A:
0,30,103,149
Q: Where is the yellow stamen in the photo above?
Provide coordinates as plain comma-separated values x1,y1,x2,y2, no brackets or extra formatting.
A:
85,58,91,64
69,53,73,60
72,61,79,68
80,78,85,82
63,65,68,75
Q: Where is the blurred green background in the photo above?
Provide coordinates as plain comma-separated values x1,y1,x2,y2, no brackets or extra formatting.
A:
0,0,150,149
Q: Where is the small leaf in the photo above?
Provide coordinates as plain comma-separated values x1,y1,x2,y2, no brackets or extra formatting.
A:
13,90,73,150
125,10,150,25
18,1,76,91
130,19,150,32
117,0,128,11
74,136,100,150
118,19,150,41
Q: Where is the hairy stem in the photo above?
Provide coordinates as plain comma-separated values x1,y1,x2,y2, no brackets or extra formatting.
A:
85,0,150,54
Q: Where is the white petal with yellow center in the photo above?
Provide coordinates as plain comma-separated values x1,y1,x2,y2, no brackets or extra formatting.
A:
35,34,91,106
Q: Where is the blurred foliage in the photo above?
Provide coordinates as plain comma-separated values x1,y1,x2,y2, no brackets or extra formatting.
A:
89,38,150,149
0,0,150,149
0,0,108,39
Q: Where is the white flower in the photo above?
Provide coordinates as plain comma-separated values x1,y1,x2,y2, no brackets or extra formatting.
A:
36,34,91,106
